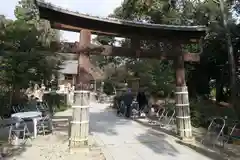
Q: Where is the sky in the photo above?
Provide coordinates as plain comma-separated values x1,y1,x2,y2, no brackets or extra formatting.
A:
0,0,124,42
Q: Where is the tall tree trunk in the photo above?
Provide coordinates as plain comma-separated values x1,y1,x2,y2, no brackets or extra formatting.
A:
9,85,13,106
216,68,225,102
219,0,239,119
236,55,240,95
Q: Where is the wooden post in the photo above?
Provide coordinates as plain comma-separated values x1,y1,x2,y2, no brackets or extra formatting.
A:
69,91,90,150
174,45,193,140
69,30,91,151
77,30,91,90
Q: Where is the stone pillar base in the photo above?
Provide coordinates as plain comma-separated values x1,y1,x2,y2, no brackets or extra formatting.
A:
180,136,196,144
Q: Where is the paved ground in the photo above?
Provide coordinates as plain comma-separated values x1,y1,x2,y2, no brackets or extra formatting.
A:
89,103,220,160
1,103,237,160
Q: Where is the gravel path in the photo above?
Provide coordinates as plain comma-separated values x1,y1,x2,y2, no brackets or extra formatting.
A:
0,108,105,160
4,132,104,160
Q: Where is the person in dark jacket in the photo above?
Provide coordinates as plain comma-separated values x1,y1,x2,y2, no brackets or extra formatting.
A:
123,89,134,118
137,90,148,113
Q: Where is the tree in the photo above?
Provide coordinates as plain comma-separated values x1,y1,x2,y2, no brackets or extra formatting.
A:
91,0,240,120
15,0,60,45
0,0,62,105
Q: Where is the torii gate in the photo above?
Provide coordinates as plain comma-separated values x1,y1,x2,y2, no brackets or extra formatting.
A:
35,1,206,142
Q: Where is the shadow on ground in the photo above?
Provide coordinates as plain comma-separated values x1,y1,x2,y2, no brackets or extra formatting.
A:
133,118,178,138
0,114,72,159
89,106,180,157
0,122,34,159
0,143,28,160
133,117,238,160
89,108,131,136
135,129,179,156
175,140,231,160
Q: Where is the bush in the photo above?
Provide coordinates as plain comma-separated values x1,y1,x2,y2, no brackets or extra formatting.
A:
189,99,237,128
189,99,204,128
210,88,216,99
103,81,115,95
0,90,10,117
43,93,70,113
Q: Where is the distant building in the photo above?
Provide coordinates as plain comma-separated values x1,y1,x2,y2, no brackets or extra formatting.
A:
57,51,105,90
58,59,78,86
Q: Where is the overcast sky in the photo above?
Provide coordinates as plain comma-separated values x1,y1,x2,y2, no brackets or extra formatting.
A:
0,0,124,42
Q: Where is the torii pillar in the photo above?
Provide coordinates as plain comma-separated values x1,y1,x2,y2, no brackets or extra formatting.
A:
68,30,92,150
77,30,92,90
174,43,193,141
77,30,97,102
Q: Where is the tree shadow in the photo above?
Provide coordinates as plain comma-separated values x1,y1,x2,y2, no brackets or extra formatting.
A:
133,117,240,160
221,144,240,159
135,129,179,156
0,123,32,159
0,143,28,160
178,126,240,160
175,140,229,160
0,114,72,159
134,118,178,138
89,106,180,157
89,108,130,136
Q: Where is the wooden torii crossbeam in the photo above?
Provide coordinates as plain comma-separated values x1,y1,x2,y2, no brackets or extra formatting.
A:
59,42,200,61
35,0,206,142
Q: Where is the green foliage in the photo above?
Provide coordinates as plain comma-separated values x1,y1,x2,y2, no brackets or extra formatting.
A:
43,93,70,113
0,0,62,105
103,80,115,95
15,0,39,21
91,0,240,120
124,59,175,95
14,0,60,45
210,88,216,99
190,99,237,127
95,35,115,45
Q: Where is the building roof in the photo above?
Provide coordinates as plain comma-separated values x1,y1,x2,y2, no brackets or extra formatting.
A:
59,60,78,75
59,59,105,80
35,0,206,40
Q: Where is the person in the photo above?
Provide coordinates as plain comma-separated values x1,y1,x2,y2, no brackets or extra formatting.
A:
33,84,40,99
137,90,148,115
25,83,34,99
123,89,134,118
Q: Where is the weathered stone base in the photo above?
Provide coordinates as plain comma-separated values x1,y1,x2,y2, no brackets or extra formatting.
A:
180,136,196,144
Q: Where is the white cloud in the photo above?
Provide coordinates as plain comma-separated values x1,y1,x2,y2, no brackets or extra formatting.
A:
0,0,124,42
